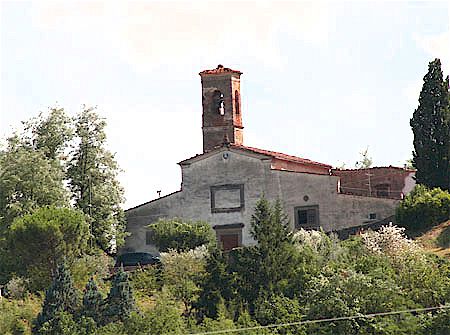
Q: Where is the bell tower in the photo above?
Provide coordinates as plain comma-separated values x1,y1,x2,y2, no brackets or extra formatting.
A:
199,65,243,152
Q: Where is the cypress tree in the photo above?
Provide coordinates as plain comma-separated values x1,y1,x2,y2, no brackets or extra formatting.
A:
102,267,136,324
34,263,79,333
81,277,104,323
197,247,235,319
410,58,450,191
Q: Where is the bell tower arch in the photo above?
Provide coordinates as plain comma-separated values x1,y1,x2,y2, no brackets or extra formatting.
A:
199,65,243,152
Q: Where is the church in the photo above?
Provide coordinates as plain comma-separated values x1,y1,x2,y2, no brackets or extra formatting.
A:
123,65,415,253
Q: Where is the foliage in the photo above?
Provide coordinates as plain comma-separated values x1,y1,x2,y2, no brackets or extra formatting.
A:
23,107,74,161
396,185,450,232
246,198,298,299
34,263,79,334
7,206,90,291
160,245,207,312
70,252,113,292
124,292,186,335
355,147,373,169
0,139,69,227
0,296,41,335
148,218,215,252
67,106,125,252
102,266,135,324
129,265,161,299
81,277,103,324
254,294,305,335
410,58,450,191
196,247,236,319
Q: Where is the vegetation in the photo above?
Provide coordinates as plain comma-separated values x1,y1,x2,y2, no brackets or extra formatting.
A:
148,218,215,251
396,184,450,233
410,58,450,191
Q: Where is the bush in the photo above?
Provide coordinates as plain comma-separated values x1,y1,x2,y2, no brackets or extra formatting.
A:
148,218,215,252
396,185,450,233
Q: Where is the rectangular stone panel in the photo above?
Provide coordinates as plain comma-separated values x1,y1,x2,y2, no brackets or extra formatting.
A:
210,184,244,213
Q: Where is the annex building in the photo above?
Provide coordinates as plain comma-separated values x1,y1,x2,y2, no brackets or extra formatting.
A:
124,65,415,253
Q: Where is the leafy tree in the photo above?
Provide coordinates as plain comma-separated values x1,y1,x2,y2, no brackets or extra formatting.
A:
23,107,74,161
81,277,104,324
0,138,69,227
148,218,215,252
410,58,450,191
67,106,125,251
34,263,79,334
37,311,79,335
7,206,90,291
396,184,450,232
102,266,136,324
160,246,207,314
355,147,373,169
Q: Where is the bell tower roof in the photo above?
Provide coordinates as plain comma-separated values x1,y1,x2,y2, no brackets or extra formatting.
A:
199,64,242,76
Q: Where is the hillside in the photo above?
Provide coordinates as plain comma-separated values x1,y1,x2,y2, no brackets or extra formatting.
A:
417,220,450,258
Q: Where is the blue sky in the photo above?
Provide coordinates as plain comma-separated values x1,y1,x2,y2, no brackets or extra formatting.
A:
1,1,449,208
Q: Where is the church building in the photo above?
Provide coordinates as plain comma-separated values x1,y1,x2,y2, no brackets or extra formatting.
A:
124,65,414,253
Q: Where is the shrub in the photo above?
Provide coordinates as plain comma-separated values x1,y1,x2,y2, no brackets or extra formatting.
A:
396,185,450,233
148,218,215,252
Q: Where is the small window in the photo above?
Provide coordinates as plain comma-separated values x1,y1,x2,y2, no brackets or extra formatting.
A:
295,205,319,230
368,213,377,220
235,90,240,115
145,230,154,245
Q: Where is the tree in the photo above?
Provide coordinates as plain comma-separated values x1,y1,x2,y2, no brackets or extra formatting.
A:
102,267,136,324
355,147,373,169
410,58,450,191
196,247,236,319
148,218,215,252
81,277,104,324
7,206,90,291
34,263,79,334
67,106,125,252
0,138,69,227
23,107,73,161
250,198,296,294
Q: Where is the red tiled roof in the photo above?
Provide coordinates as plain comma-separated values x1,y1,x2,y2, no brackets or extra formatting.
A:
199,64,242,75
232,144,332,168
179,143,331,169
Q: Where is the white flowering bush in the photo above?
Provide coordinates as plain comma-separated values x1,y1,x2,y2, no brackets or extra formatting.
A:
361,223,421,258
293,228,325,252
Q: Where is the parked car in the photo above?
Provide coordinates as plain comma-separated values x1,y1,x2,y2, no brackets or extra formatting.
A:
113,252,160,272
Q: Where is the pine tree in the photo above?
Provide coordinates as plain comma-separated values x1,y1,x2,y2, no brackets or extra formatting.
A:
102,267,136,324
34,263,79,333
410,58,450,191
81,277,104,323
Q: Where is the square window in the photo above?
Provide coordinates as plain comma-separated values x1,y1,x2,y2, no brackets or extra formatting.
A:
295,205,319,230
213,223,244,251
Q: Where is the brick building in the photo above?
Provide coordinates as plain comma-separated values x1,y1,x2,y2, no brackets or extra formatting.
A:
124,65,414,253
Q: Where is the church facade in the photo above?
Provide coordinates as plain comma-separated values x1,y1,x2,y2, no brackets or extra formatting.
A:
124,65,414,253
